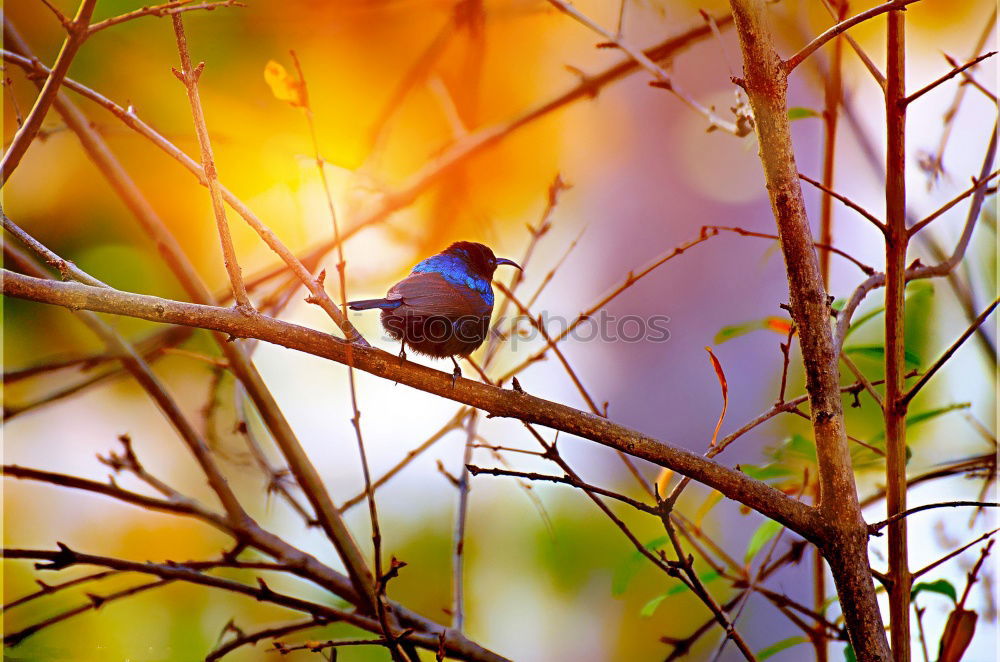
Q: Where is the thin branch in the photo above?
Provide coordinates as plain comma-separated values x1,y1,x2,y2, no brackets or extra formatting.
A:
913,528,999,579
783,0,921,73
466,465,657,514
868,501,999,535
798,172,886,233
339,409,469,512
908,169,999,236
819,0,886,88
170,13,251,310
4,570,118,610
707,224,875,275
546,0,744,135
88,0,245,34
206,618,327,661
840,351,884,410
0,0,97,185
945,53,998,104
902,297,999,405
903,51,997,106
4,578,171,646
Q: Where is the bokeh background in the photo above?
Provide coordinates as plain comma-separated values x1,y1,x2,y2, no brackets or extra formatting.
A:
3,0,997,660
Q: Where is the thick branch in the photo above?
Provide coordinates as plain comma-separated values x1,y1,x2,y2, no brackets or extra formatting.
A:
729,0,889,658
0,271,820,540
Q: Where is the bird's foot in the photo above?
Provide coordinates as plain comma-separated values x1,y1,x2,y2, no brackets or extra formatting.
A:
450,356,462,388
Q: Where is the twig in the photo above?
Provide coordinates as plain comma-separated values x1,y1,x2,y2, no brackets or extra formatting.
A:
903,51,997,106
452,412,480,632
818,0,886,88
0,0,97,184
913,528,999,579
956,539,994,608
925,8,997,183
206,618,326,661
4,570,118,610
4,578,171,646
466,465,656,514
88,1,245,35
946,53,998,104
170,13,252,310
339,409,470,512
798,172,886,233
868,501,999,535
546,0,744,135
783,0,921,73
901,297,999,405
908,169,1000,236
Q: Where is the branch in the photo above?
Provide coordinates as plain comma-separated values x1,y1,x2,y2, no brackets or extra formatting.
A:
466,465,657,514
546,0,744,135
908,169,999,237
901,297,999,405
798,172,886,233
0,270,820,540
903,51,997,106
868,501,999,535
170,13,251,309
783,0,920,73
0,0,97,184
88,0,245,34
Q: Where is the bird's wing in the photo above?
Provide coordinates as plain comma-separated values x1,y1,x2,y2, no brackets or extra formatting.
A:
386,272,490,318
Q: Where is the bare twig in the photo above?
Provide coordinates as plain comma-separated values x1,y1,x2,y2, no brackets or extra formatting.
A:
798,172,886,233
170,14,251,310
902,297,999,405
868,501,999,535
783,0,920,73
0,0,97,184
903,51,997,106
88,0,245,34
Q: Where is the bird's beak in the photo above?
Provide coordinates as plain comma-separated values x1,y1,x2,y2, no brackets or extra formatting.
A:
495,257,523,271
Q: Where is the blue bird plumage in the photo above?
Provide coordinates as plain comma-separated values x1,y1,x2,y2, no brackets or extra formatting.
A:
348,241,521,381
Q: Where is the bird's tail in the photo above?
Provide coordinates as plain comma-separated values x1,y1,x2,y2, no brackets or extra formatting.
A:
348,298,402,311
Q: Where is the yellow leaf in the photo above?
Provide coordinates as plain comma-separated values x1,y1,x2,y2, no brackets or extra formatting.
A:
655,468,673,497
264,60,307,107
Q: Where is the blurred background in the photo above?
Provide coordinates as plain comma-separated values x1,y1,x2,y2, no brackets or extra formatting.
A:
3,0,997,660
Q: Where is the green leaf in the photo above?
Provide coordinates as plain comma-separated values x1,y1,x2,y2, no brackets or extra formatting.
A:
788,107,821,120
844,282,934,339
740,463,795,482
639,571,722,617
911,579,958,603
745,520,783,564
640,593,669,618
844,643,857,662
612,536,669,596
757,636,809,660
870,403,971,442
844,345,922,369
715,320,766,344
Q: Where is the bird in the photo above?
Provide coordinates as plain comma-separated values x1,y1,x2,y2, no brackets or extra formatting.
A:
348,241,522,383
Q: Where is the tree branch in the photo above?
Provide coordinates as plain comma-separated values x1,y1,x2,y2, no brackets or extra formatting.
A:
0,270,820,540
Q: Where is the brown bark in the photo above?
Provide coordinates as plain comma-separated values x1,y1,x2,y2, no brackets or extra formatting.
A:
727,1,890,659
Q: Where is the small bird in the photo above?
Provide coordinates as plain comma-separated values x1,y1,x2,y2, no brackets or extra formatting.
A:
348,241,522,382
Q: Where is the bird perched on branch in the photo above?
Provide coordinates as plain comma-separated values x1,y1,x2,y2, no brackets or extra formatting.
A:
348,241,522,383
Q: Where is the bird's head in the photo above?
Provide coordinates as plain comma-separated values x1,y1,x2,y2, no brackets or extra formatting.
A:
444,241,522,279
